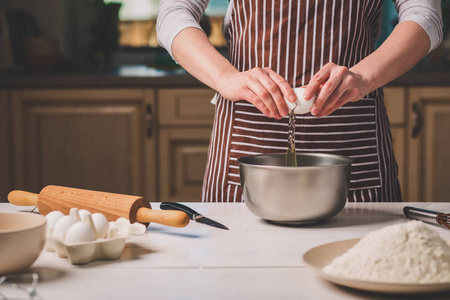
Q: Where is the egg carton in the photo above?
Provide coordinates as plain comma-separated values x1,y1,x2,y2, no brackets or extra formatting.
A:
45,208,146,265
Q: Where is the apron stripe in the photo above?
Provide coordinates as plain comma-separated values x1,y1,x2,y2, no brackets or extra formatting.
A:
329,0,335,64
254,0,259,68
293,0,301,87
302,0,310,86
221,98,234,202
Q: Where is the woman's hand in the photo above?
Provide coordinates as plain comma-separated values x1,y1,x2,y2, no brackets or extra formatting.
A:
170,28,296,119
215,67,297,119
303,62,371,117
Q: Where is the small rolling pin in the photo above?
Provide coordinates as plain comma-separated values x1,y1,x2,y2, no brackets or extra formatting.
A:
8,185,190,228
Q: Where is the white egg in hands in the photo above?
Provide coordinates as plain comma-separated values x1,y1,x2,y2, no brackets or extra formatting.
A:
45,211,65,234
53,215,76,242
285,87,316,115
91,213,109,239
64,222,96,245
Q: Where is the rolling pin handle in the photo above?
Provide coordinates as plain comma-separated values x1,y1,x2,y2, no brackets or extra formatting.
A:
7,190,39,206
136,207,190,228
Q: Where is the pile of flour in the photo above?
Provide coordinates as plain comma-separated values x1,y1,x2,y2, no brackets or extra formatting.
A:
323,221,450,283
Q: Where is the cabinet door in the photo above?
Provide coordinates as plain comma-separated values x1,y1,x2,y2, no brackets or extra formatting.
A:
11,89,157,201
383,87,406,199
158,88,216,202
159,128,212,202
407,87,450,202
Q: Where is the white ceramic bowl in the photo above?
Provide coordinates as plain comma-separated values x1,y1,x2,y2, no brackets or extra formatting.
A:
0,212,46,274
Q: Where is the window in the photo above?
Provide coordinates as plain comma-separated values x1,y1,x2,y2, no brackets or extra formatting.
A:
104,0,229,48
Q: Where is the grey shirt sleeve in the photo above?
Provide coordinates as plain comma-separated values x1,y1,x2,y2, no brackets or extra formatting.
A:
156,0,210,58
157,0,444,58
395,0,443,53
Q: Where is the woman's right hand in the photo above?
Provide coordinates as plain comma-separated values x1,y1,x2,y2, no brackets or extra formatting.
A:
214,67,297,119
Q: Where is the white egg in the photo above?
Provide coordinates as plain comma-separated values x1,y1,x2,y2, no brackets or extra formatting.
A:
64,222,96,245
53,215,76,242
285,87,316,115
115,217,130,226
69,208,80,221
129,222,147,235
110,218,130,237
91,213,109,239
78,209,92,221
45,211,65,233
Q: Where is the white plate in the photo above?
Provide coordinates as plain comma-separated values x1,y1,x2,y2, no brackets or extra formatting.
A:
303,239,450,294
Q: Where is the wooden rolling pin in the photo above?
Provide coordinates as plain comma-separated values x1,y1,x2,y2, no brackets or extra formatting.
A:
8,185,189,228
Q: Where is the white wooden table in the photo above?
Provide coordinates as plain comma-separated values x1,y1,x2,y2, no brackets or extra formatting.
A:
2,202,450,300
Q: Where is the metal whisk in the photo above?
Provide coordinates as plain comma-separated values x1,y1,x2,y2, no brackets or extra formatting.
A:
403,206,450,230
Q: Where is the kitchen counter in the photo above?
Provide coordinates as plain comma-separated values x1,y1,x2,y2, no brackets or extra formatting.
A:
2,202,450,300
1,65,449,88
0,65,204,89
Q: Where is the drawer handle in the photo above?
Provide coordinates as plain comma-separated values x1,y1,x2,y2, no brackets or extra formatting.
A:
411,102,421,139
145,103,153,138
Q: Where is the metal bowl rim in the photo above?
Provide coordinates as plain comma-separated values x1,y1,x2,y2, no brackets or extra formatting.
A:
237,152,353,170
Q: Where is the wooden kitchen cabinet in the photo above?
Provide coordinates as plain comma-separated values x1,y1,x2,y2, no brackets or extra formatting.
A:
2,87,215,203
407,87,450,202
2,84,448,204
10,89,157,202
157,88,216,202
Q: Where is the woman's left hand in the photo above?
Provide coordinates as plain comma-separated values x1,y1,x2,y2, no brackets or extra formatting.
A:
303,62,371,117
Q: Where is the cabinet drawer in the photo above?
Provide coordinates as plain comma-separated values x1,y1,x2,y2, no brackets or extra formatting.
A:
158,88,216,126
159,128,212,202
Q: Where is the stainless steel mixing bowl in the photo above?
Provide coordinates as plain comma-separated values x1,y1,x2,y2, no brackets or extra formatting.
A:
237,153,352,224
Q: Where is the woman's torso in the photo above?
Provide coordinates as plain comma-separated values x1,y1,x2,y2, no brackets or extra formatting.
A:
202,0,401,203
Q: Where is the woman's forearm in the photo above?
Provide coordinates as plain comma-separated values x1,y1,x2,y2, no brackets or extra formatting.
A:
171,28,239,91
305,21,434,117
350,21,430,93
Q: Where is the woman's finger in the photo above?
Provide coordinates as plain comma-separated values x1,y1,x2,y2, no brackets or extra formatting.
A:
314,79,349,117
318,85,362,117
322,88,357,116
265,68,296,103
242,87,274,118
319,89,352,117
258,71,290,117
311,66,349,116
304,63,333,100
246,79,282,119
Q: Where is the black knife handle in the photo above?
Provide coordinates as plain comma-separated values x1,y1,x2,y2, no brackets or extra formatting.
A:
160,202,199,220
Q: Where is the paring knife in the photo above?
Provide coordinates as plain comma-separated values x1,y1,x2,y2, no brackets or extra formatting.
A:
160,202,229,230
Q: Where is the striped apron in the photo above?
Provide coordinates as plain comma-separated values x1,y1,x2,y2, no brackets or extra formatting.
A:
202,0,402,203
